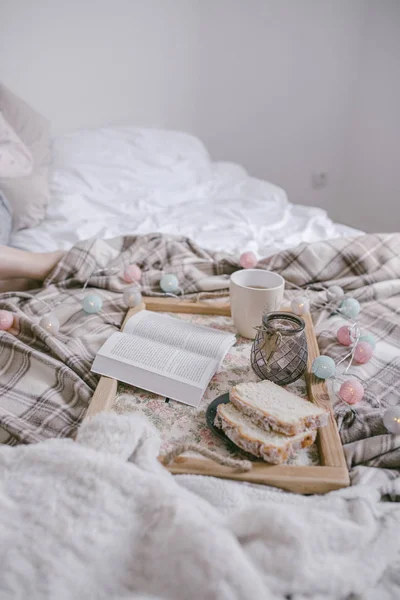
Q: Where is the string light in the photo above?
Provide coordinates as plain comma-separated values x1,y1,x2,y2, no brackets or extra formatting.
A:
353,341,373,364
338,378,364,405
284,282,375,413
123,264,142,283
311,356,336,379
307,301,389,427
291,296,310,316
0,293,61,334
284,281,352,316
337,325,353,346
160,274,180,294
0,310,14,331
339,298,361,319
239,251,258,269
358,332,376,349
83,293,103,314
123,287,143,308
383,407,400,434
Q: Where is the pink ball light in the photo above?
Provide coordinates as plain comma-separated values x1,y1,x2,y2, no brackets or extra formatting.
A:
239,251,257,269
339,378,364,405
123,264,142,283
0,310,14,331
354,341,373,364
336,326,352,346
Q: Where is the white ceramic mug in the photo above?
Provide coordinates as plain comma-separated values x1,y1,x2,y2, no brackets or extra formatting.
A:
230,269,285,339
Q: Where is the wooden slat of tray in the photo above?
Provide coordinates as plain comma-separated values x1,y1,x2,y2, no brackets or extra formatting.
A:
84,302,146,419
85,297,349,494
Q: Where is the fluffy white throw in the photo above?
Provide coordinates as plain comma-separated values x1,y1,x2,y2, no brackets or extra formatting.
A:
0,414,399,600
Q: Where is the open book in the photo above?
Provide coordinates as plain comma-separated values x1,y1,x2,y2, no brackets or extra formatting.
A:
91,310,236,407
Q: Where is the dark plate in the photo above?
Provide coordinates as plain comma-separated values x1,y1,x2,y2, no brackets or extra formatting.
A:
206,393,231,441
206,393,258,460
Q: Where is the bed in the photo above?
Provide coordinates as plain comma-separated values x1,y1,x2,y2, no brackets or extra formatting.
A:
1,229,400,598
2,124,400,599
9,126,360,255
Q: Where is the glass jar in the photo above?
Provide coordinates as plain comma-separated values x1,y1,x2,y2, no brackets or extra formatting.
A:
250,312,308,385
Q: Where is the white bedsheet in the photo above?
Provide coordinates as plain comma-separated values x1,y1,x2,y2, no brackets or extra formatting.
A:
10,127,359,256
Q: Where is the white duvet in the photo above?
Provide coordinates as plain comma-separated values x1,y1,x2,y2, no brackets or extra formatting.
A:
1,413,399,600
10,127,359,256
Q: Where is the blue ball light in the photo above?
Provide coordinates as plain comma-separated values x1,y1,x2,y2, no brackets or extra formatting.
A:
83,293,103,314
160,274,179,293
359,332,376,349
312,355,336,380
339,298,360,319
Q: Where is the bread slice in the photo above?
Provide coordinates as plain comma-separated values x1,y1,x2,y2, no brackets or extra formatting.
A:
215,402,316,464
230,380,329,436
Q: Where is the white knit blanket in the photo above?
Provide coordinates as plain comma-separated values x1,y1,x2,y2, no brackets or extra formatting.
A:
1,413,399,600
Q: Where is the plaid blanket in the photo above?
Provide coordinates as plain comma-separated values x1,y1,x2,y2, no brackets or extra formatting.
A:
0,233,399,487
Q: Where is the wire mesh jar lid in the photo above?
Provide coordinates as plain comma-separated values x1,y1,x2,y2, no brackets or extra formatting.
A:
257,311,305,336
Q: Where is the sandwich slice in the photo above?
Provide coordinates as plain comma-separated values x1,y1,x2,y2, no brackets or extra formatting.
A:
230,380,329,436
215,402,316,464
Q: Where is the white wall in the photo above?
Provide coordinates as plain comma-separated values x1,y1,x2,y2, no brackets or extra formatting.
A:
339,0,400,232
1,0,398,231
0,0,199,132
187,0,364,215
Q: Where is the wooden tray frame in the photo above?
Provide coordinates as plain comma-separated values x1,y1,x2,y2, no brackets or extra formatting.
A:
85,297,350,494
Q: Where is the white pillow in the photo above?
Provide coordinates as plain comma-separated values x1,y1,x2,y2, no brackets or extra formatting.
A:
0,83,51,230
51,127,212,201
0,191,12,245
0,112,33,178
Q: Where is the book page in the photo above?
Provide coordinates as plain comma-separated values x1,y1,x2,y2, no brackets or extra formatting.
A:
123,310,235,364
93,332,216,389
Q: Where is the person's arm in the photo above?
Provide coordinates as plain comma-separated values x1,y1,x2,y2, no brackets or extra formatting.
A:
0,246,64,291
0,278,42,293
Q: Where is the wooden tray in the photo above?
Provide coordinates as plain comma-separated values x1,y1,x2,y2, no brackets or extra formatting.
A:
85,297,350,494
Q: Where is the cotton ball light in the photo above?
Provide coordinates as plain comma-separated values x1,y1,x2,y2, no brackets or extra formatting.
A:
290,296,310,315
160,274,179,294
123,264,142,284
339,298,361,319
354,341,373,364
83,293,103,314
123,287,143,308
311,355,336,380
327,285,344,300
359,332,376,350
336,326,353,346
0,310,14,331
239,251,257,269
383,407,400,434
39,313,60,335
339,378,364,405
